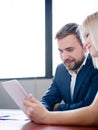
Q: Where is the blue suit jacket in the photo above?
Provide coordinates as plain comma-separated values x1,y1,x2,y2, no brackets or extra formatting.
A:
41,55,98,111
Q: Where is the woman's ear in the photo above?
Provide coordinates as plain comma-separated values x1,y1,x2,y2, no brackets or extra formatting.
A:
83,43,91,52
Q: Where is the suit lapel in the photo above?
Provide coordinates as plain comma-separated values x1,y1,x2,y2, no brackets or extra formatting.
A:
58,64,72,102
64,73,72,102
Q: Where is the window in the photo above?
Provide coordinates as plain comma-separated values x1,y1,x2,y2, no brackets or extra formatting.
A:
0,0,45,78
53,0,98,75
1,0,98,79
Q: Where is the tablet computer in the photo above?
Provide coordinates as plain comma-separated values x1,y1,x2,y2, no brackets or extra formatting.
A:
2,80,28,117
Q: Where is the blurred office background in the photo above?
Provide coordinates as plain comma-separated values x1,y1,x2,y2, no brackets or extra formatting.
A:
0,0,98,109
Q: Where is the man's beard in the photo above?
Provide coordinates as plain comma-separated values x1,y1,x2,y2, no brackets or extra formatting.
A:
64,56,85,71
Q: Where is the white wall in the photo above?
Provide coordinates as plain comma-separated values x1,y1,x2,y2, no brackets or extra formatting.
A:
0,79,51,109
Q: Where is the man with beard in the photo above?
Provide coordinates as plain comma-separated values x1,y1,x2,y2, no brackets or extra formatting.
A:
40,23,98,111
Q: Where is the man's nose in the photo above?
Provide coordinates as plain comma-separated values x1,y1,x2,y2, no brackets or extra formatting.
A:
61,51,69,61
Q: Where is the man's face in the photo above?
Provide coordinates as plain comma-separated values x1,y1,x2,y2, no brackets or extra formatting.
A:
57,34,86,72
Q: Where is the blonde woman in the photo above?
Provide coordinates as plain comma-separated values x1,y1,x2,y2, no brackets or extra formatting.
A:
24,12,98,126
81,11,98,67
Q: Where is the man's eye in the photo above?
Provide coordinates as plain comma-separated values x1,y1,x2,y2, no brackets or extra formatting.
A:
67,48,74,52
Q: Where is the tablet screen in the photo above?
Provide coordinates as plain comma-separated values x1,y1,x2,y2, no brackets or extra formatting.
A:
2,80,28,117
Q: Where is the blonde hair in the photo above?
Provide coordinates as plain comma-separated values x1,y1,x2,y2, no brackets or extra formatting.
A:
80,11,98,68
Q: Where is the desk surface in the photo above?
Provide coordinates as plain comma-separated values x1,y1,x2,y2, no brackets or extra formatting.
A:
0,109,98,130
